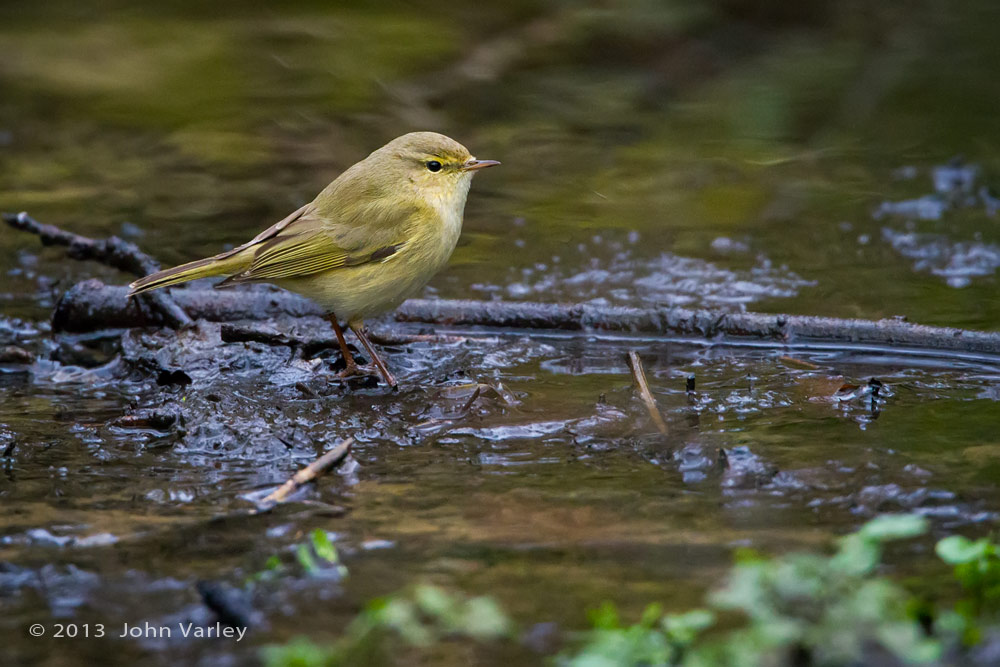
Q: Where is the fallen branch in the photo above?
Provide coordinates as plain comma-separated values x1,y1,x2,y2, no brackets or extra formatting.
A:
220,321,464,354
52,279,319,332
258,438,353,508
4,211,192,329
51,280,1000,361
627,351,669,434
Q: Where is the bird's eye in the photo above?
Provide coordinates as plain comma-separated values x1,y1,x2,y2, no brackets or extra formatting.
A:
425,160,442,173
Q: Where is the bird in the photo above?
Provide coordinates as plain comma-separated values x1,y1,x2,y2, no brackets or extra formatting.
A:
128,131,499,388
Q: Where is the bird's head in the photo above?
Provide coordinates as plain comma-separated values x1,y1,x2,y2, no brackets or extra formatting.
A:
317,132,499,223
370,132,499,210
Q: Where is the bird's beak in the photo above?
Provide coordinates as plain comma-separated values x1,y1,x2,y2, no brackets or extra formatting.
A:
462,158,501,172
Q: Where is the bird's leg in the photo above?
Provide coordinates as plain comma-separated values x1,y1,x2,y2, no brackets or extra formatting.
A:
350,323,398,389
327,314,364,378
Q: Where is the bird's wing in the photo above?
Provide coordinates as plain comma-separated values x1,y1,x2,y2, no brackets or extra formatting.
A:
217,203,410,286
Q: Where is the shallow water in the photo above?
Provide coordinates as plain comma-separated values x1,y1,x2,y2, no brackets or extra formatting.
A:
3,2,1000,665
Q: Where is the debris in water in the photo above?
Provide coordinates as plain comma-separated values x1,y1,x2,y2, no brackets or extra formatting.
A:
779,355,820,370
253,438,354,510
627,351,669,435
110,407,179,431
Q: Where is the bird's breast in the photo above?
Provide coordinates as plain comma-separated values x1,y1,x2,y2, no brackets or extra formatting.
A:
407,183,468,269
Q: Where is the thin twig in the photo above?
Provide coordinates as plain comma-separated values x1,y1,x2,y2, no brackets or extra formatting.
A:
627,351,669,434
3,211,159,275
3,211,192,328
259,438,353,507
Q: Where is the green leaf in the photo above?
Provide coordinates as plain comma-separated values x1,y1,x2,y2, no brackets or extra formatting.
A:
588,602,621,630
663,609,714,644
296,543,317,573
935,609,972,638
639,603,663,628
261,636,334,667
461,596,513,640
858,514,928,542
832,533,881,575
936,536,990,564
414,585,457,621
247,554,286,584
373,598,432,646
311,529,338,564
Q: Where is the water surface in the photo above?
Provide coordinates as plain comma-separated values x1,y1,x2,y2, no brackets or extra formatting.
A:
2,2,1000,664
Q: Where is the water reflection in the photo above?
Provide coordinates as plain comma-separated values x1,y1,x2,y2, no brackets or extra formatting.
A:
4,1,1000,664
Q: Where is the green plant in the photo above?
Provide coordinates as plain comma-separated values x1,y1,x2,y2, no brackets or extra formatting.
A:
936,533,1000,643
296,529,348,578
559,602,714,667
264,516,1000,667
247,554,285,584
262,585,514,667
248,530,346,587
561,514,940,667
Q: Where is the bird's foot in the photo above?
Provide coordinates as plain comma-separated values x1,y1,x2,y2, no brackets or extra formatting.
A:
336,360,397,389
336,361,380,380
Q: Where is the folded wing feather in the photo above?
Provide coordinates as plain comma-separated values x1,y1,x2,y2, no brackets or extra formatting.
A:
217,205,406,286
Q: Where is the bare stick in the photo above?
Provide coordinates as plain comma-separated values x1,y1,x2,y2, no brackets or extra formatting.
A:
627,351,669,434
259,438,353,507
13,216,1000,358
51,282,1000,362
3,211,192,328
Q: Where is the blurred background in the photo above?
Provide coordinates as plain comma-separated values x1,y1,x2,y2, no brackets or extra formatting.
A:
4,2,1000,665
4,0,1000,326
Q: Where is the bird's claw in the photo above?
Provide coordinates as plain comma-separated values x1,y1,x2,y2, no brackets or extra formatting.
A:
336,362,380,380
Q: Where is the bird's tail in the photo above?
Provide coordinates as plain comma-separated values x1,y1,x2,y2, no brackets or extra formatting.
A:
128,251,249,296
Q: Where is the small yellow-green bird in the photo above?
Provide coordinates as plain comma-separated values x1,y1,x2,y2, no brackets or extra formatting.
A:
128,132,499,388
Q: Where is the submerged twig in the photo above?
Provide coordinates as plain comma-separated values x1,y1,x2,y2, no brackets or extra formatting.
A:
259,438,353,508
3,211,191,328
626,351,669,434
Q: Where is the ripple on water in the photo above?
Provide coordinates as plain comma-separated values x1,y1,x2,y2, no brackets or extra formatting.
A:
877,162,1000,287
472,231,814,309
881,228,1000,288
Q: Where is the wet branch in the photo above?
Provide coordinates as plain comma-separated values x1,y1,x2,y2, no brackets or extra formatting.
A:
3,211,192,328
9,207,1000,358
219,321,462,354
627,351,669,434
50,280,1000,360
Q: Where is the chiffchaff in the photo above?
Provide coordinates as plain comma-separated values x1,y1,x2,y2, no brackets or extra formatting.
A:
129,132,499,388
